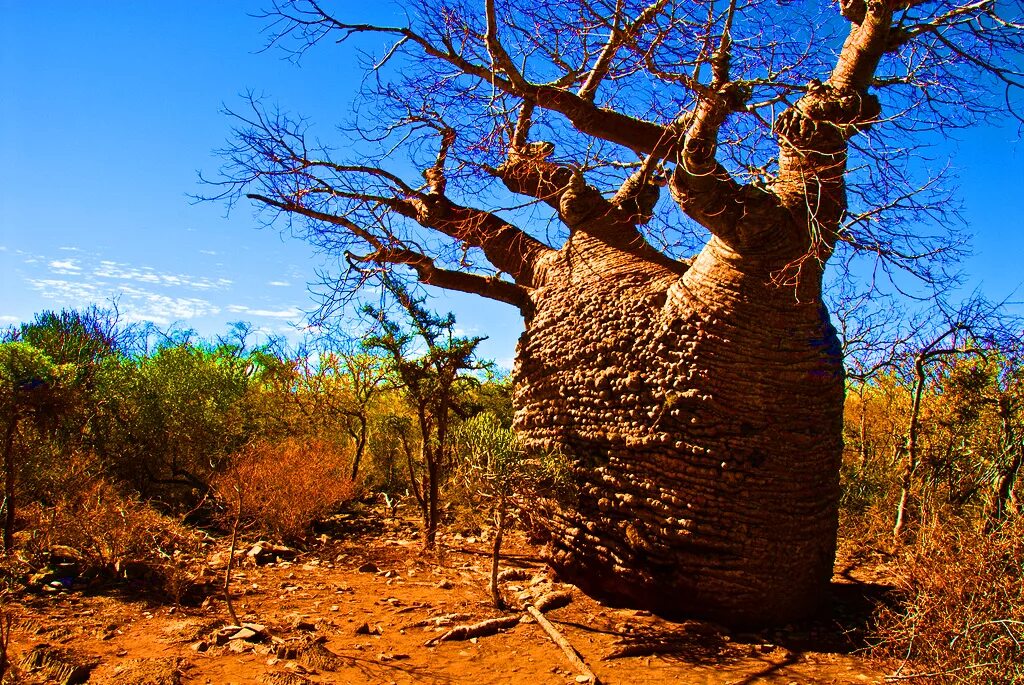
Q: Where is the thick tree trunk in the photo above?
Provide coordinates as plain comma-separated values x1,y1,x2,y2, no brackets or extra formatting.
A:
513,234,844,627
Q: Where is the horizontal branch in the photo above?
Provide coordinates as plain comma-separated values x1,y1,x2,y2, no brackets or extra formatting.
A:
350,247,530,310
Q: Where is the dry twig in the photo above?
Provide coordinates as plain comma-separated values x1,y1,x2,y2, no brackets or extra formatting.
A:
525,604,599,684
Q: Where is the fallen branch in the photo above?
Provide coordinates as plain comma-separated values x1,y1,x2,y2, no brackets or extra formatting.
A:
424,615,521,647
884,662,998,681
525,604,599,684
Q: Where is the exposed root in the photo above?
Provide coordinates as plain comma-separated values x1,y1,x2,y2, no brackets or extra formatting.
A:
424,615,521,647
535,590,573,612
497,568,532,582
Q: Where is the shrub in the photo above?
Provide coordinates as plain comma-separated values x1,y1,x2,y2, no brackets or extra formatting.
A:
213,438,360,543
19,457,202,600
871,515,1024,683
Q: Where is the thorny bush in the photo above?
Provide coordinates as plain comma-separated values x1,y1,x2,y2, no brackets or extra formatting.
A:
871,514,1024,684
18,454,203,601
212,438,360,544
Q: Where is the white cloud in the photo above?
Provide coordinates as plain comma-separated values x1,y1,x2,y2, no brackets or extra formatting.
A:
93,260,232,290
226,304,303,319
28,278,103,302
199,250,218,256
49,259,81,274
0,315,19,324
27,278,220,326
267,280,290,287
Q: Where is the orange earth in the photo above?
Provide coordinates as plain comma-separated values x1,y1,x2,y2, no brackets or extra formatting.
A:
1,513,891,684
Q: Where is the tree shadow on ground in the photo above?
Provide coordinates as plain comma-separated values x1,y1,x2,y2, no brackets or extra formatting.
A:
567,574,898,675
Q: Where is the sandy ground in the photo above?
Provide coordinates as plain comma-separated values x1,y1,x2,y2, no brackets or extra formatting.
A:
1,514,890,684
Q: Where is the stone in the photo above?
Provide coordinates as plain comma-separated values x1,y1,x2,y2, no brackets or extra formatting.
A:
247,542,298,565
355,622,382,635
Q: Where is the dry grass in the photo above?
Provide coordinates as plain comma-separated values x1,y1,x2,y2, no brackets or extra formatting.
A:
17,455,203,600
213,438,360,543
871,515,1024,683
0,604,12,685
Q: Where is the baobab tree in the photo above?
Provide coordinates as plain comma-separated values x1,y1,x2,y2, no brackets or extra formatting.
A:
210,0,1023,625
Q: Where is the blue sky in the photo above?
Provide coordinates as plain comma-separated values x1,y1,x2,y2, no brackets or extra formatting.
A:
1,2,1021,369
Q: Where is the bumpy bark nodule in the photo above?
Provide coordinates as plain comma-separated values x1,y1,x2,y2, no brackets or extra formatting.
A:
514,234,845,627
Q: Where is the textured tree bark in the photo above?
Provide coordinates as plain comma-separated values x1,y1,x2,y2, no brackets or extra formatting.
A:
513,232,845,627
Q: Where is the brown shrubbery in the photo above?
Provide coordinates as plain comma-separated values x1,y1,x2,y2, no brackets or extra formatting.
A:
870,515,1024,683
18,455,202,600
212,438,360,543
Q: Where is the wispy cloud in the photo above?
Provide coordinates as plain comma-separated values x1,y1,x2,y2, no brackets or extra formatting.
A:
49,259,82,274
93,260,232,290
20,250,310,331
28,277,222,325
226,304,303,319
117,286,221,325
0,315,19,324
28,278,103,302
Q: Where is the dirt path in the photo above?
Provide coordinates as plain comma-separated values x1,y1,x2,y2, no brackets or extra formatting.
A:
2,518,889,684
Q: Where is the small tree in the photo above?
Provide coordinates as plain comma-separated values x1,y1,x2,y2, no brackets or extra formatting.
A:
944,352,1024,531
363,281,486,547
300,348,389,481
454,411,571,609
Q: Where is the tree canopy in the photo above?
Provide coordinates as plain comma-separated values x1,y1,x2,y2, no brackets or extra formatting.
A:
210,0,1024,309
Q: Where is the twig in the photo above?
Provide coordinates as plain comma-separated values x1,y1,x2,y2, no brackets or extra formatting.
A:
525,604,600,684
884,662,997,680
224,485,242,626
489,501,508,610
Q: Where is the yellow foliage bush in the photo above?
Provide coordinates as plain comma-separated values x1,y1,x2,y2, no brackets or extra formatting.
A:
213,438,360,543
